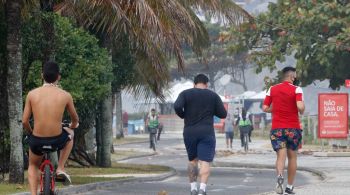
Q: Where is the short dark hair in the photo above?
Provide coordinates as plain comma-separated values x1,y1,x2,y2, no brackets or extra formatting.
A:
194,74,209,85
151,108,156,112
282,66,296,75
43,61,60,83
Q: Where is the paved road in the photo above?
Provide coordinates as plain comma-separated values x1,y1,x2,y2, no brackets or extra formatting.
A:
82,135,320,195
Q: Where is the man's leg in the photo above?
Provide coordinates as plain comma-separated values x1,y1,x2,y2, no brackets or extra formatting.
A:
225,136,229,148
28,150,43,195
240,129,244,147
198,160,210,184
275,148,287,194
57,129,74,173
287,149,297,185
276,148,287,176
248,130,252,142
198,160,210,194
188,159,199,182
230,132,233,148
149,133,152,148
188,159,199,193
157,128,162,140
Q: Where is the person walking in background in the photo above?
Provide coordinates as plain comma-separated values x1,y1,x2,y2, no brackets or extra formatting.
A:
224,113,234,149
146,108,159,148
263,66,305,194
174,74,227,195
236,109,253,147
122,110,129,136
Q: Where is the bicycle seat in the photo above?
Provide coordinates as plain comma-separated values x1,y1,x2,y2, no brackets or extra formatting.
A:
40,145,58,153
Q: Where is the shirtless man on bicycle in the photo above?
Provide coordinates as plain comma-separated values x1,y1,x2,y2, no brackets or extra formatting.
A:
22,61,79,195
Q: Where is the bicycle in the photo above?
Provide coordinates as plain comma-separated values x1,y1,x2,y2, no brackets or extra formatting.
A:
37,122,71,195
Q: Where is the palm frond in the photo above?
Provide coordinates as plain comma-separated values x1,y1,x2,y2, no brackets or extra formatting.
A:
55,0,251,97
181,0,252,25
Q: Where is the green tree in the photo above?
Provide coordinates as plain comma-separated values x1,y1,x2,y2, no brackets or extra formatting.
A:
22,13,113,166
229,0,350,89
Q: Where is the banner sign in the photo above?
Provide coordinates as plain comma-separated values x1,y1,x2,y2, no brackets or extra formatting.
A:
318,93,348,138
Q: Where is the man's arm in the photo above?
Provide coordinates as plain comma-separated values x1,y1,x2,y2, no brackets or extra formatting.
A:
297,101,305,114
235,117,240,126
262,105,272,113
174,92,185,118
263,87,272,113
22,92,33,134
145,114,150,127
215,95,227,119
66,93,79,129
296,87,305,114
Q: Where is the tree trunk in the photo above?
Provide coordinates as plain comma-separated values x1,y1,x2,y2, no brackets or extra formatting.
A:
240,64,248,91
69,106,96,167
84,126,96,162
96,93,113,167
95,107,102,166
115,91,124,138
6,0,24,184
95,34,113,167
0,3,9,177
111,94,116,153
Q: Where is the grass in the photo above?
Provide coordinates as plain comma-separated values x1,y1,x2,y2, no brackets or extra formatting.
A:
0,163,169,195
0,183,27,195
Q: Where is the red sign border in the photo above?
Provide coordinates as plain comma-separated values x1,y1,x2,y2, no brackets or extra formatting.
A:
318,93,349,139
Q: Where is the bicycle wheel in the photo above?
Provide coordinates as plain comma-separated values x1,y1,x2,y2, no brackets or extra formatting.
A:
152,134,156,151
244,134,249,152
43,164,52,195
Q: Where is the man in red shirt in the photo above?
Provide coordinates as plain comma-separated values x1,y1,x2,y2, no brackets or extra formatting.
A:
122,111,128,136
263,67,305,195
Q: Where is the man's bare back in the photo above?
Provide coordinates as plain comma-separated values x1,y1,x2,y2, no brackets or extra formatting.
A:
23,84,79,137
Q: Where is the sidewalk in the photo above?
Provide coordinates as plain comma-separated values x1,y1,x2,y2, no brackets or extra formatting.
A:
213,135,350,195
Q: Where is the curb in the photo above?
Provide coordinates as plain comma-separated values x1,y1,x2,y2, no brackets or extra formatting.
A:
213,161,326,181
113,140,149,147
13,167,177,195
313,152,350,157
116,152,156,162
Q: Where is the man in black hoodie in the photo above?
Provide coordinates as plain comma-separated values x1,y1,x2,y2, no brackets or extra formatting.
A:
174,74,227,195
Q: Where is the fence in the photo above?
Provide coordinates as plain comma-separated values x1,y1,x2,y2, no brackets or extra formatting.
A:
159,115,184,132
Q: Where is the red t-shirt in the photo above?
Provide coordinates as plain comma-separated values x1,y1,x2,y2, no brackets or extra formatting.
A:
122,112,128,124
263,81,303,129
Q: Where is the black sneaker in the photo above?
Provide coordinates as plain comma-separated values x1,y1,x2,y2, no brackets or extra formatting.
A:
190,189,198,195
285,186,295,194
275,175,284,194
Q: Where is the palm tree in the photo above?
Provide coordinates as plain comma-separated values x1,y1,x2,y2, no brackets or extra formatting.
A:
57,0,251,88
55,0,251,166
5,0,24,183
